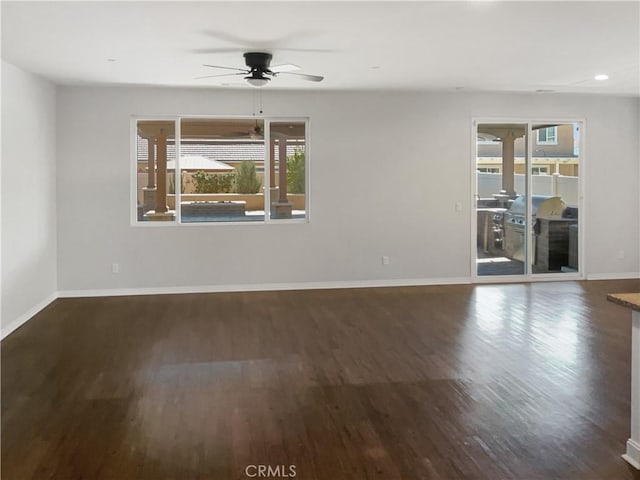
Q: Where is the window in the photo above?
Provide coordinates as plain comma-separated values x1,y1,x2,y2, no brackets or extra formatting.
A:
133,116,309,225
477,167,501,173
537,126,557,145
531,166,549,175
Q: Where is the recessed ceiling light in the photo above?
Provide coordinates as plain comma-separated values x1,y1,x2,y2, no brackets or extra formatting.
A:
594,74,609,81
107,58,116,62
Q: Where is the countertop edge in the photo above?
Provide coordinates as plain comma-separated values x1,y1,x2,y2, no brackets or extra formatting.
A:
607,293,640,312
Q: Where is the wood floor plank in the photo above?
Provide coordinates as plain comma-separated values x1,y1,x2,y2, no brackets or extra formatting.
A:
2,280,640,479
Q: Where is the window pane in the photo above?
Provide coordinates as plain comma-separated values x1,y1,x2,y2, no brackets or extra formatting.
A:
538,128,547,142
268,121,307,220
136,120,176,222
537,126,557,144
179,118,265,223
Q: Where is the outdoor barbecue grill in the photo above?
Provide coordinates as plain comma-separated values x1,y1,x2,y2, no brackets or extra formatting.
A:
502,195,563,262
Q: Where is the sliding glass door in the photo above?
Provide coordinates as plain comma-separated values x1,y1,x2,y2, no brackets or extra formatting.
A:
474,120,582,280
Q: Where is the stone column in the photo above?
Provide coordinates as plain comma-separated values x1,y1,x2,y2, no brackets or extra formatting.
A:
155,130,168,213
501,131,516,197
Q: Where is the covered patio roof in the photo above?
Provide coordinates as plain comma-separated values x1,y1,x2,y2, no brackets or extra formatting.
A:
137,119,306,140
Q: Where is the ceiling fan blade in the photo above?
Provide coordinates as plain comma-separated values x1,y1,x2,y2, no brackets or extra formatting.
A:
271,64,300,73
191,48,246,54
193,47,333,54
279,71,324,82
194,72,247,80
202,64,248,73
199,30,332,52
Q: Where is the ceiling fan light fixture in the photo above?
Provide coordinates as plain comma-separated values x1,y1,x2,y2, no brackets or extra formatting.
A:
245,75,270,88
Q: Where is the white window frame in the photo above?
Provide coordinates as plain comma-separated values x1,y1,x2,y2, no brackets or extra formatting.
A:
130,115,310,227
536,126,558,145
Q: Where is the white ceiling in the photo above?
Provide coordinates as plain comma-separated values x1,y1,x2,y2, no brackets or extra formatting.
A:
2,1,639,95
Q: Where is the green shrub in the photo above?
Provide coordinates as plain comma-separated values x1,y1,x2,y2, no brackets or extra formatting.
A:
287,148,305,194
234,161,262,194
192,170,235,193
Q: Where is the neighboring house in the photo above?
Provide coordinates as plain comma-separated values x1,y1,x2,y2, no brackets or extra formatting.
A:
477,124,580,176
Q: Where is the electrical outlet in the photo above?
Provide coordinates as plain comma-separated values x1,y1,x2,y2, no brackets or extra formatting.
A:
382,256,390,265
111,263,120,274
455,202,463,212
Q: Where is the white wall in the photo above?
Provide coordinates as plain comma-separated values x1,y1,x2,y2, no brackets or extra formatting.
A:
55,87,640,293
1,61,57,335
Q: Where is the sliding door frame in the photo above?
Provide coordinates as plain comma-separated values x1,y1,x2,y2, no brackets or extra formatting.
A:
470,117,586,283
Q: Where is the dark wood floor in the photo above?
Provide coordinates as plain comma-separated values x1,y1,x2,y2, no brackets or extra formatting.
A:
3,280,640,480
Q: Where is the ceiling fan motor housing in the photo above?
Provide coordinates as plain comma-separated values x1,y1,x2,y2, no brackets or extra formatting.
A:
244,52,273,74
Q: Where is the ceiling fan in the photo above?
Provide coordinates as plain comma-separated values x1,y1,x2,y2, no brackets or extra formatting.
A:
196,52,324,87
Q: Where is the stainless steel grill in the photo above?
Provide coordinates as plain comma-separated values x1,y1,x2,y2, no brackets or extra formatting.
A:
503,195,555,261
505,195,554,229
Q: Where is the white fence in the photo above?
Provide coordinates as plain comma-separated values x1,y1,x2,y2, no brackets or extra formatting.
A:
136,171,579,208
477,172,578,206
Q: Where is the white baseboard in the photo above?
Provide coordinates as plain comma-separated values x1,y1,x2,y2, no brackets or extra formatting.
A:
623,439,640,470
1,291,58,340
586,272,640,280
58,277,473,298
7,274,638,335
